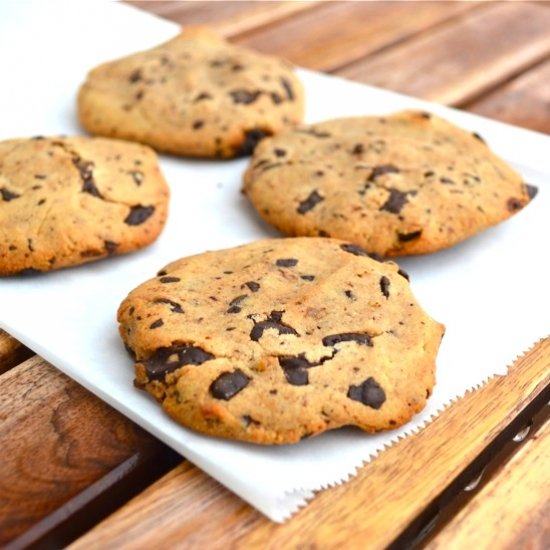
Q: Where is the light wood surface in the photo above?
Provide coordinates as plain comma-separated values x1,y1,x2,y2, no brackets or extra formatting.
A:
70,339,550,549
2,2,550,547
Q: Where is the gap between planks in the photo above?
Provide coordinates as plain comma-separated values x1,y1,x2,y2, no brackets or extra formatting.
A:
69,338,550,550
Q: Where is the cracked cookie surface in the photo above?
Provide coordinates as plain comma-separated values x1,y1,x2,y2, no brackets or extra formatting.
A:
118,238,444,444
78,26,304,158
0,136,169,275
243,110,537,256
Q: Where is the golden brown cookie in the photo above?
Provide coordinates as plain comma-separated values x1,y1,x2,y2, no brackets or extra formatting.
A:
118,238,444,444
0,136,169,275
243,110,537,256
78,27,304,158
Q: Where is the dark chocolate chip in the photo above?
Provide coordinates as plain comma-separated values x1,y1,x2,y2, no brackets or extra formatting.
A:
157,270,167,276
440,177,455,185
249,310,299,341
234,129,270,156
352,144,364,154
323,332,372,347
279,357,310,386
347,377,386,409
398,230,422,242
124,205,155,226
276,258,298,267
124,343,136,360
340,243,369,257
380,188,415,215
270,92,283,104
194,92,212,102
424,171,435,178
345,290,355,300
301,275,315,281
368,165,400,181
159,276,180,283
128,170,144,186
525,184,538,200
34,174,47,180
154,298,184,314
280,77,295,100
507,197,524,212
129,69,142,83
244,281,260,292
318,230,330,237
297,190,324,214
37,198,46,206
145,345,214,380
227,295,247,314
274,148,287,157
472,132,485,143
420,112,432,119
73,158,102,198
210,369,250,400
398,268,410,281
380,276,390,298
150,319,164,329
297,128,331,138
192,120,204,130
230,90,261,104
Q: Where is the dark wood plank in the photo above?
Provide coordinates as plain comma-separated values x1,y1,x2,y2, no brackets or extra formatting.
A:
338,2,550,105
0,356,178,547
0,330,32,374
233,1,477,72
126,1,321,37
70,338,550,549
466,58,550,134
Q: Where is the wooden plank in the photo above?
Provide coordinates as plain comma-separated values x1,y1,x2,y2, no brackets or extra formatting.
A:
233,1,477,72
426,417,550,550
466,58,550,134
338,2,550,105
0,356,176,547
70,338,550,549
125,1,321,38
0,329,32,374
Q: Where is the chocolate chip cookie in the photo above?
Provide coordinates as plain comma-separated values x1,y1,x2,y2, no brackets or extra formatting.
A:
243,110,537,256
118,238,444,444
78,26,304,158
0,136,169,275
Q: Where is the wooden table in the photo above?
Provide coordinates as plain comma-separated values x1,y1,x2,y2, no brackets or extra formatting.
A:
2,2,549,548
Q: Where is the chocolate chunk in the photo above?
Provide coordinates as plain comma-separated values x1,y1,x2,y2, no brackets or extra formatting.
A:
194,92,212,102
234,129,270,156
301,275,315,281
297,190,324,214
230,90,261,104
124,205,155,226
244,281,260,292
369,165,400,181
323,333,372,347
345,290,355,300
72,158,102,198
250,310,299,341
227,295,247,314
348,377,385,409
398,268,410,281
37,199,46,206
352,144,364,154
192,120,204,130
128,170,144,186
159,276,180,283
280,77,295,100
157,270,167,276
380,189,415,215
274,148,287,157
440,177,455,185
124,343,136,360
472,132,485,143
0,188,21,201
507,197,524,212
276,258,298,267
270,92,283,105
154,298,184,313
150,319,164,329
380,276,390,298
144,345,214,380
424,171,435,178
398,230,422,242
34,174,47,180
210,369,250,400
279,356,310,386
340,243,369,257
129,69,142,83
242,415,260,427
525,184,538,200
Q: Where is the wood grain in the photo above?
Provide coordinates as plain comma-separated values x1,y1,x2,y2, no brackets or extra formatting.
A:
339,2,550,105
126,1,320,37
70,338,550,550
427,415,550,550
0,329,32,374
0,356,169,546
467,58,550,134
233,1,477,72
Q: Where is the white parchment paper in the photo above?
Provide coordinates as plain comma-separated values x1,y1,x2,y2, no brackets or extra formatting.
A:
1,1,549,522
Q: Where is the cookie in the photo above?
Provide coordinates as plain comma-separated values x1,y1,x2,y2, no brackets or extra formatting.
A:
0,136,169,275
118,238,444,444
243,110,537,257
78,27,304,158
